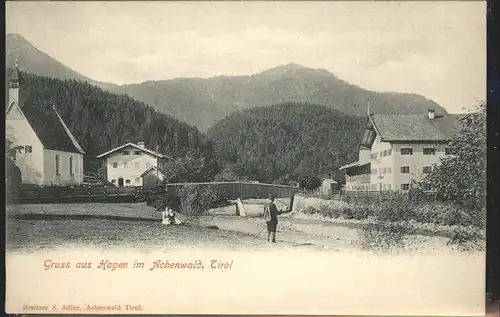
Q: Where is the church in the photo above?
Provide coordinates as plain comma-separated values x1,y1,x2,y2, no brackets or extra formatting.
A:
5,61,86,186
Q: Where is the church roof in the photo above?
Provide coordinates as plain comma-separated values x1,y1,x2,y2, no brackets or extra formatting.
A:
6,62,85,155
8,103,85,154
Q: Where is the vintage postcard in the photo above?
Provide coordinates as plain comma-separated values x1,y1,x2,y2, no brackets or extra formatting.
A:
5,1,487,315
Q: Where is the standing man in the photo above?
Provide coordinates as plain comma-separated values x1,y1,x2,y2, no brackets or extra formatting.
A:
263,195,280,243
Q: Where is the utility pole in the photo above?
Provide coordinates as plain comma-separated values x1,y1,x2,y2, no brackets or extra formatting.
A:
156,145,159,185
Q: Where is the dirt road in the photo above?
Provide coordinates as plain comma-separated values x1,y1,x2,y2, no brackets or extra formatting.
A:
201,200,454,254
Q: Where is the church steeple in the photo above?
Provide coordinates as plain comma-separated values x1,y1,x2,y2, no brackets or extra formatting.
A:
8,58,20,106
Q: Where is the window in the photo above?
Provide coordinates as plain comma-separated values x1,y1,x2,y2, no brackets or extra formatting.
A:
401,166,410,173
134,151,141,155
401,184,410,191
69,156,74,176
55,155,60,175
382,167,387,174
371,184,377,190
135,177,140,183
124,162,128,168
113,162,118,168
401,148,413,155
382,184,386,190
388,149,392,156
383,150,388,157
122,151,130,155
387,184,392,190
25,145,32,153
423,148,435,155
135,162,140,168
371,168,377,175
111,179,116,184
126,179,131,184
387,167,392,174
445,148,456,155
422,166,432,174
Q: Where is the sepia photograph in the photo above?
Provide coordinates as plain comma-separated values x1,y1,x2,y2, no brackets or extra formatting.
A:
5,1,487,315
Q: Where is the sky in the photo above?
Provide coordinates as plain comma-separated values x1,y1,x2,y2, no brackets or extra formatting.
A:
6,1,486,113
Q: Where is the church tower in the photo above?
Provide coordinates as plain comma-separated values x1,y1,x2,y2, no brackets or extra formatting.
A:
8,58,20,107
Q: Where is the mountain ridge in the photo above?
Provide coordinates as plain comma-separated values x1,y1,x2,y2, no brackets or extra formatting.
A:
6,33,448,131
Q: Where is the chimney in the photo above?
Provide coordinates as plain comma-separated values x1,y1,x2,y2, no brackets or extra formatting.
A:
428,109,435,120
137,141,145,148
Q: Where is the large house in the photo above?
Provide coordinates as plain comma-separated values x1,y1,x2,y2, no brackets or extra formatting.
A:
5,63,86,186
339,108,462,192
96,142,172,187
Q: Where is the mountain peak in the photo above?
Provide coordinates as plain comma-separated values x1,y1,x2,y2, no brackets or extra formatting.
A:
268,63,307,73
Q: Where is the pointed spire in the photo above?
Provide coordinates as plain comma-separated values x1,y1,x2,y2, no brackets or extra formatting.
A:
9,58,20,81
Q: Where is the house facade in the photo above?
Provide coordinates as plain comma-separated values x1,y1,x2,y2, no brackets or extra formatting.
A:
340,109,462,192
5,64,85,186
96,142,172,187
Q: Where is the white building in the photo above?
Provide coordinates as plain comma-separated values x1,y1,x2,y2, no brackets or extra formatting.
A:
5,63,85,186
340,108,462,192
319,178,339,194
96,142,172,187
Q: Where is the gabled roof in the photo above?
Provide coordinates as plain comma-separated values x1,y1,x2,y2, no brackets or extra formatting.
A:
96,142,173,159
140,165,167,177
322,178,338,183
6,102,85,154
369,113,463,142
339,161,360,171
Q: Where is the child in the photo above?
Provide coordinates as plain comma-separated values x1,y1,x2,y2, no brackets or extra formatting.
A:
168,208,176,225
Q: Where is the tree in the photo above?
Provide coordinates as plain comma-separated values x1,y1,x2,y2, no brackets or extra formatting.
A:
419,102,486,210
163,150,218,183
299,175,322,190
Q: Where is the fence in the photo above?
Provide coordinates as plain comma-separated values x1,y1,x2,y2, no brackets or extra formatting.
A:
299,189,438,203
165,182,299,199
5,183,167,205
5,182,299,205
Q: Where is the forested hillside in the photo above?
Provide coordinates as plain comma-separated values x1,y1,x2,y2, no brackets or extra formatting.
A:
208,103,366,184
112,64,446,132
13,71,216,175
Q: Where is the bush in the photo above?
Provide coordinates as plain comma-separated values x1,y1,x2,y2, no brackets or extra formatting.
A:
447,226,485,251
414,203,485,228
358,220,415,251
371,196,417,222
357,197,417,251
177,184,224,218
